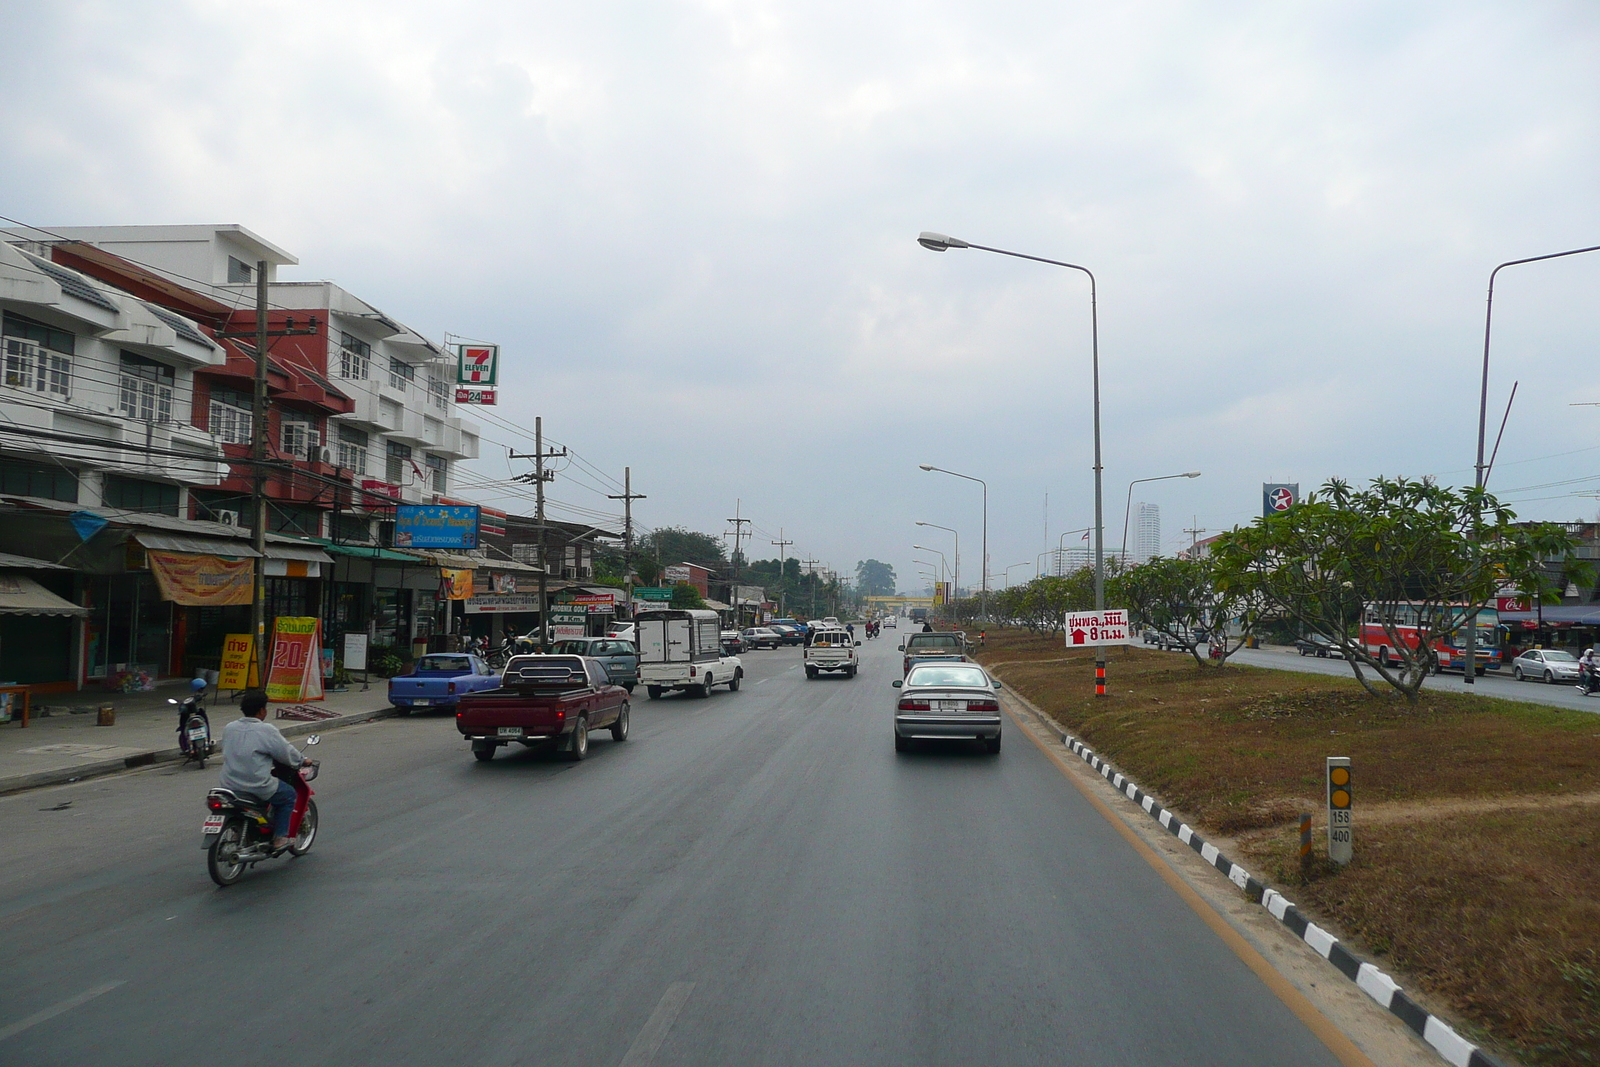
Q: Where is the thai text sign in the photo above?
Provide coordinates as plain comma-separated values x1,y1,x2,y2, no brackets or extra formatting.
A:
465,593,543,614
1064,609,1131,647
663,565,692,583
219,634,256,689
566,592,616,613
396,504,481,549
148,551,253,606
343,632,368,672
455,343,499,386
360,479,402,501
266,617,324,702
455,387,497,406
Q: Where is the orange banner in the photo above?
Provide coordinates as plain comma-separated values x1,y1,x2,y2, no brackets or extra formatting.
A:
147,551,253,606
440,568,474,600
266,617,324,702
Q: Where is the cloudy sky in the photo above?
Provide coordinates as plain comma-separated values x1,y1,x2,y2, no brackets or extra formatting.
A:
4,0,1598,593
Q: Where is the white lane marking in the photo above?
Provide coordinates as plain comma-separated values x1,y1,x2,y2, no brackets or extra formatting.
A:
756,677,770,685
618,981,694,1067
0,981,125,1043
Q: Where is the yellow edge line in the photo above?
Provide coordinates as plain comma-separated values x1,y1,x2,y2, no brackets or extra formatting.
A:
1008,703,1378,1067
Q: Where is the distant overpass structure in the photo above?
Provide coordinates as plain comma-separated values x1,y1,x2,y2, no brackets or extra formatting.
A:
863,595,936,611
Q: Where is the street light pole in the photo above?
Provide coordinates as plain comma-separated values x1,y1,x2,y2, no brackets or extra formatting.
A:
915,521,959,610
1464,242,1600,685
1056,526,1092,576
920,231,1107,695
919,465,985,622
1121,472,1202,562
1004,563,1029,588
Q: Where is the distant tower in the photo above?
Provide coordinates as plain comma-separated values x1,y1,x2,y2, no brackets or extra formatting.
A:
1134,503,1161,563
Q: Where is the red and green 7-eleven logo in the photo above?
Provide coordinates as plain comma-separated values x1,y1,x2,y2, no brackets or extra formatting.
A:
456,344,499,385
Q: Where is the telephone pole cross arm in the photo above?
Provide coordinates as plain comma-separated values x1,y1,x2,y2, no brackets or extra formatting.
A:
510,417,568,651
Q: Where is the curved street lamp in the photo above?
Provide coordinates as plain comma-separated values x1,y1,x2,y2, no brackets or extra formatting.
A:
1122,472,1201,562
919,465,987,620
914,521,959,609
921,231,1108,694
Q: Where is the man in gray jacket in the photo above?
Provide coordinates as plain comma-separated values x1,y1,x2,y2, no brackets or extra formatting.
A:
219,689,315,852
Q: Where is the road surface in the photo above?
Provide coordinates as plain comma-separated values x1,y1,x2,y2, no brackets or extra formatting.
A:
2,634,1395,1066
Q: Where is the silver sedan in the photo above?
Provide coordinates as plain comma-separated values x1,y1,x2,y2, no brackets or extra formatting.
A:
1511,648,1582,683
892,663,1003,754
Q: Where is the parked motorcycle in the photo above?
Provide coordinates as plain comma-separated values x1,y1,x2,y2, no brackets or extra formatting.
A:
170,677,213,769
201,735,321,887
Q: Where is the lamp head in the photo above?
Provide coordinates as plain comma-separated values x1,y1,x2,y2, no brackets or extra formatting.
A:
918,464,935,472
918,232,969,252
1184,471,1202,478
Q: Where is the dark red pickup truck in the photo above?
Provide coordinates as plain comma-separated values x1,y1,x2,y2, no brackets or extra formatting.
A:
455,655,630,762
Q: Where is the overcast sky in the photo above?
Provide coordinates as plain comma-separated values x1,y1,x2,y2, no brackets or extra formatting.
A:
4,0,1598,593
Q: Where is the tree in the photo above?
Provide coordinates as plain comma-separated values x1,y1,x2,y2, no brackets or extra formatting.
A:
669,582,706,610
1210,477,1582,702
642,527,726,572
1113,556,1257,668
855,559,897,598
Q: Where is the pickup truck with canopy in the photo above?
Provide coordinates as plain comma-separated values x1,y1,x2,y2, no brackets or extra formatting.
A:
898,631,971,676
454,655,629,762
635,608,743,699
388,653,502,712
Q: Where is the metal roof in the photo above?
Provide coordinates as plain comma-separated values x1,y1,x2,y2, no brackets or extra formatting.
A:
147,305,211,347
0,552,70,570
0,574,86,616
23,253,119,312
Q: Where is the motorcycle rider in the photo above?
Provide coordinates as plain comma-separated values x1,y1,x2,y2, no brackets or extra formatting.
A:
175,676,210,753
219,689,316,852
1581,648,1597,694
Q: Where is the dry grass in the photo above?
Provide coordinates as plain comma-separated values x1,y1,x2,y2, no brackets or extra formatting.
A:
975,628,1600,1065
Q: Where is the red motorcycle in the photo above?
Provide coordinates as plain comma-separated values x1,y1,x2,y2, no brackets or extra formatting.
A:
201,735,321,887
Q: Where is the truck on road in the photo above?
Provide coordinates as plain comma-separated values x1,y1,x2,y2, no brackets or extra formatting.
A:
454,655,630,762
898,631,970,676
804,627,861,678
635,608,744,699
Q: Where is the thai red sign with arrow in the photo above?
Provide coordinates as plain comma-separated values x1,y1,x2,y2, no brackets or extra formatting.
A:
1065,609,1131,647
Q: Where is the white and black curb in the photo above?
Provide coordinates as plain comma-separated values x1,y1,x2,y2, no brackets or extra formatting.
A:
1023,707,1503,1067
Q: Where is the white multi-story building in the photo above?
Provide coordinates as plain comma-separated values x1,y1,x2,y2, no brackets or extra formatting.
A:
0,240,227,513
1133,503,1161,563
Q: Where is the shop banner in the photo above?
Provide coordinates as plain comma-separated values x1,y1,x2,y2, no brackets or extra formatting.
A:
491,572,516,594
440,568,475,600
464,592,542,614
550,610,587,640
266,617,324,702
566,592,617,613
148,551,253,606
396,504,481,549
343,632,369,672
219,634,257,689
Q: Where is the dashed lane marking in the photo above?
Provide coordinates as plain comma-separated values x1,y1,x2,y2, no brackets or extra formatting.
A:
617,981,694,1067
0,981,125,1043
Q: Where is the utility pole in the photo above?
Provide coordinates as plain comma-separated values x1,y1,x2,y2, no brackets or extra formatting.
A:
771,528,793,619
725,500,751,627
510,417,566,651
1183,519,1208,557
801,557,820,619
607,466,646,618
214,260,318,687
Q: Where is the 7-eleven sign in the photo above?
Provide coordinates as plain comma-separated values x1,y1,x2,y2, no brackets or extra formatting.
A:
455,343,500,386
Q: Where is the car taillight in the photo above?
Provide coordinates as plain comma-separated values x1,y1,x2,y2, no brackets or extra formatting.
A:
903,658,910,673
448,681,457,694
898,699,930,711
967,700,999,712
689,665,697,677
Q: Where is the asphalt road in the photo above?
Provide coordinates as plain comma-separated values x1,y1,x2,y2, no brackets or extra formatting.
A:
2,634,1356,1067
1229,644,1600,713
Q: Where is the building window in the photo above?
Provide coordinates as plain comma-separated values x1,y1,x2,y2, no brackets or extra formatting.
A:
338,332,371,380
3,311,75,356
386,440,412,485
429,372,449,411
103,475,180,516
425,453,447,493
227,257,253,284
208,386,253,445
332,513,372,544
387,358,414,393
336,425,368,475
267,504,321,537
379,397,402,429
3,337,72,398
0,457,78,502
423,416,442,443
118,352,175,423
280,412,320,460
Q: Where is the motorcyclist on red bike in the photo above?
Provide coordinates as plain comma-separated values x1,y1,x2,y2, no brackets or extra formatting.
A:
218,689,317,852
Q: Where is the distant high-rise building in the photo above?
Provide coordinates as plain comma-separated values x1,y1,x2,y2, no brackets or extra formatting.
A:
1134,503,1161,563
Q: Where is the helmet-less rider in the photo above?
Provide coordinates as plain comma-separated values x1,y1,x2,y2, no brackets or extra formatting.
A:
219,689,316,852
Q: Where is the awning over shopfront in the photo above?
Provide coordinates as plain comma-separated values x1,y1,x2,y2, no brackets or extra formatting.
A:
0,574,87,616
134,531,259,558
1500,606,1600,627
0,552,70,570
411,550,544,575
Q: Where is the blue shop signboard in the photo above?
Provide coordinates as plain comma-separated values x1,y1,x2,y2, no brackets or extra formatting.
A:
395,504,481,549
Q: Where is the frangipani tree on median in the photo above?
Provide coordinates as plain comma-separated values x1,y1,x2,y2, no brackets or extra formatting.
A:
1209,477,1582,702
1112,555,1259,669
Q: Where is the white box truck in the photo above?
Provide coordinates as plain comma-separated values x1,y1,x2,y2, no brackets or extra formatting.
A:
635,608,744,699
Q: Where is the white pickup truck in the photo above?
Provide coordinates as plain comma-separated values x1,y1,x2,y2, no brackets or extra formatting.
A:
805,627,861,678
635,608,744,698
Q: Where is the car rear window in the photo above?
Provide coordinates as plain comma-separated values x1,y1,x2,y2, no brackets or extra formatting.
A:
550,640,594,655
813,631,850,646
418,655,472,672
908,635,961,650
906,665,988,688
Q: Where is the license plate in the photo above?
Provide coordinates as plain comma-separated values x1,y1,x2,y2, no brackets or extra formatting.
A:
202,814,225,834
933,700,966,712
412,698,431,706
497,727,523,738
188,727,207,739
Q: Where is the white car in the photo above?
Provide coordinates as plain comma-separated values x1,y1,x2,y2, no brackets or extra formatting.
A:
1511,648,1581,683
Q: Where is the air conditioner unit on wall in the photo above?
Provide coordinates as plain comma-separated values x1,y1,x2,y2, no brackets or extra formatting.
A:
216,510,239,526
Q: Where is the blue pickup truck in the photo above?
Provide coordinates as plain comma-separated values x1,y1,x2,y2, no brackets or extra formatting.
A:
389,653,502,713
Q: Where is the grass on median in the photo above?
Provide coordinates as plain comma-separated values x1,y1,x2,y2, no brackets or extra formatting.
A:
974,628,1600,1067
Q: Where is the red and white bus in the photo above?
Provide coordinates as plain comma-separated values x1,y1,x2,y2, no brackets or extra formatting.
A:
1360,603,1502,675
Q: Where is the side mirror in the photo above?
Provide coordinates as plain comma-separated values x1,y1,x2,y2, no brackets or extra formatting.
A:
992,681,1003,690
891,680,902,688
855,641,862,647
897,644,904,651
306,734,321,745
